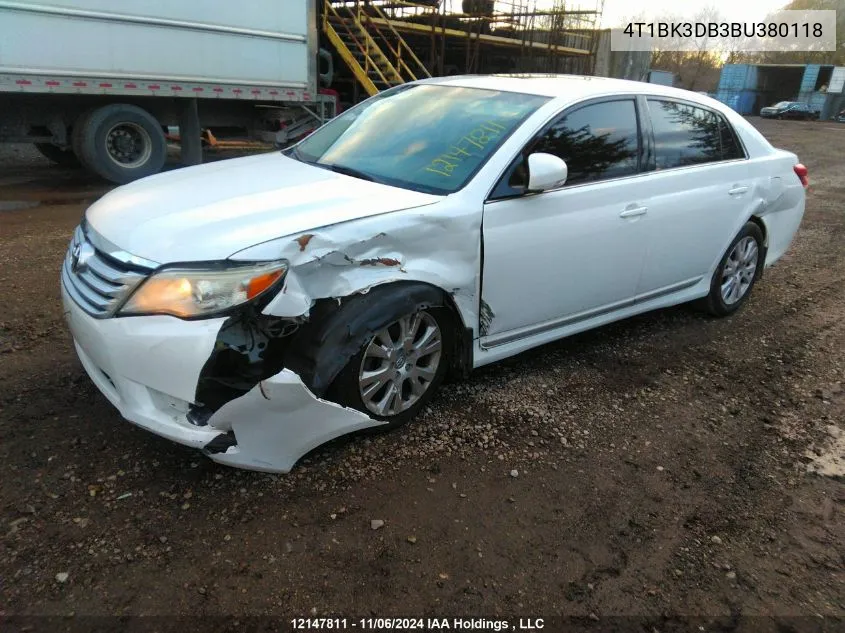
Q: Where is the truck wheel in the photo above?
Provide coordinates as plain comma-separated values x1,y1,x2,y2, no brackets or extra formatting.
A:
75,104,166,184
71,110,94,170
33,142,81,168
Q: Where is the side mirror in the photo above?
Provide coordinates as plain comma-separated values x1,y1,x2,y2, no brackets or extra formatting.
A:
526,153,568,193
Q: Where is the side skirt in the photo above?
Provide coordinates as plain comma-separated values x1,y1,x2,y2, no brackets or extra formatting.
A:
475,277,708,367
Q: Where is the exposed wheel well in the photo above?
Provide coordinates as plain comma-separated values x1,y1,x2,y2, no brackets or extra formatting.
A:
749,215,768,247
748,215,769,275
191,281,473,422
285,281,473,397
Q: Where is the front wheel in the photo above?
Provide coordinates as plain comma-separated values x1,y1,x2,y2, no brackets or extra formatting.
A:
331,308,452,429
702,222,764,317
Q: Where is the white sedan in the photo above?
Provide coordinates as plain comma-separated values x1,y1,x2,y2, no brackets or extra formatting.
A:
61,75,806,472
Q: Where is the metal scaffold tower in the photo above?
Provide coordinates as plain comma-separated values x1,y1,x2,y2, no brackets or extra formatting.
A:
323,0,605,98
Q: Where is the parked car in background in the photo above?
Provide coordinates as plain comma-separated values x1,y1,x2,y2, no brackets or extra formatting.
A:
835,109,845,123
61,76,808,473
760,101,819,120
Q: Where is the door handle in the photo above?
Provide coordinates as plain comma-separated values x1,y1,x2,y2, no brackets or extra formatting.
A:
620,206,648,218
729,186,749,196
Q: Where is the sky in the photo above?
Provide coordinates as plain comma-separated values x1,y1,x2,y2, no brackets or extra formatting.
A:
599,0,792,27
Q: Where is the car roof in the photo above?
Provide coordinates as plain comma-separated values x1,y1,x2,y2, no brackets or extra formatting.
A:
422,73,698,101
417,73,775,156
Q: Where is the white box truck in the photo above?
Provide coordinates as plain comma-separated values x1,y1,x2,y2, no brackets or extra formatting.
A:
0,0,336,183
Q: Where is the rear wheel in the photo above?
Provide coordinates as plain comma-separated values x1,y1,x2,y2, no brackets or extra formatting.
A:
74,104,167,184
34,142,81,167
702,222,764,317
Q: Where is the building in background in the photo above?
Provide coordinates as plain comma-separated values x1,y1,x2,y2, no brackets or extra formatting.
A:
715,63,845,119
646,69,675,86
592,29,651,81
324,0,606,106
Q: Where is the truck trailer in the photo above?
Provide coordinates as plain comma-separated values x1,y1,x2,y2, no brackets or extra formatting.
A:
0,0,336,183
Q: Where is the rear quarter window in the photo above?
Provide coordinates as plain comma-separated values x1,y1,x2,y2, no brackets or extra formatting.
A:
718,115,746,160
648,99,745,168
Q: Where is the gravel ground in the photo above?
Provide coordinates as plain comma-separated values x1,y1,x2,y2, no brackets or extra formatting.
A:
0,120,843,629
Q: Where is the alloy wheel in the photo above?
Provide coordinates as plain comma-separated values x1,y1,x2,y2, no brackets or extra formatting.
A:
358,311,443,417
721,236,759,305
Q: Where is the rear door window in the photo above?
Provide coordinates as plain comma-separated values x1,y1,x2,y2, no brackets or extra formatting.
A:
647,99,722,170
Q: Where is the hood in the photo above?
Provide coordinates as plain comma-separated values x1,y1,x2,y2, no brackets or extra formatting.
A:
84,152,441,264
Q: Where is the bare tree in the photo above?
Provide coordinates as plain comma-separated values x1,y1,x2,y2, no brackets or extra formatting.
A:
651,7,721,91
755,0,845,65
617,7,728,92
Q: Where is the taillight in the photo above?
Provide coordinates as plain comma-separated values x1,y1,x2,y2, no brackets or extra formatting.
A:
794,163,809,188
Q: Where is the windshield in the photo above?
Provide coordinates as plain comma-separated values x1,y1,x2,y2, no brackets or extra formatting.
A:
773,101,792,108
288,84,550,195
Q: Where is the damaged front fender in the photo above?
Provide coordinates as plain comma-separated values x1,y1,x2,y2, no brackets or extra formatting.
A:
231,202,481,332
191,196,482,472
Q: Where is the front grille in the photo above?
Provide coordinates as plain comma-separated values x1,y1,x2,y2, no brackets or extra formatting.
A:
61,226,150,318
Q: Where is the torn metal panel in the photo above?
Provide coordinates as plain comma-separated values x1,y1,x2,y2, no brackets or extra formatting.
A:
229,201,482,339
221,204,483,402
205,369,383,473
191,281,456,420
192,306,302,416
479,300,495,337
282,282,454,397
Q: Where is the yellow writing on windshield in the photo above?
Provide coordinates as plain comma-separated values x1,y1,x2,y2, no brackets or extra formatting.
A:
424,120,508,178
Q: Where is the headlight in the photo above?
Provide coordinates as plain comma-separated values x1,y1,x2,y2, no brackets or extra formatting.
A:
119,261,288,318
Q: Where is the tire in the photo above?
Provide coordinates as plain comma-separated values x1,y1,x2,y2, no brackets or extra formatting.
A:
702,222,764,317
322,287,455,430
71,110,95,170
75,104,166,184
33,142,81,168
331,308,453,429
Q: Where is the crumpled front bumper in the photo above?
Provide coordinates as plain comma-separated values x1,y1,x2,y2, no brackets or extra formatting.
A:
60,282,381,473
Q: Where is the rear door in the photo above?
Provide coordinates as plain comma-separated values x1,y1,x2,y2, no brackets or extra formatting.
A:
634,98,753,298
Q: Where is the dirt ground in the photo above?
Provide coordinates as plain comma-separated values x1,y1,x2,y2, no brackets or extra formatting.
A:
0,120,843,630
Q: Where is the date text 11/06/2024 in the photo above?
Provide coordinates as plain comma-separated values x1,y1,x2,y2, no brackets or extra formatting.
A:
290,618,546,630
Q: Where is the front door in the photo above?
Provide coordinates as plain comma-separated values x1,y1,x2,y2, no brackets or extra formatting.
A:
480,98,651,342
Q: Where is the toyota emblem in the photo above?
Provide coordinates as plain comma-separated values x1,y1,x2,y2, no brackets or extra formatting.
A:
71,242,95,273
